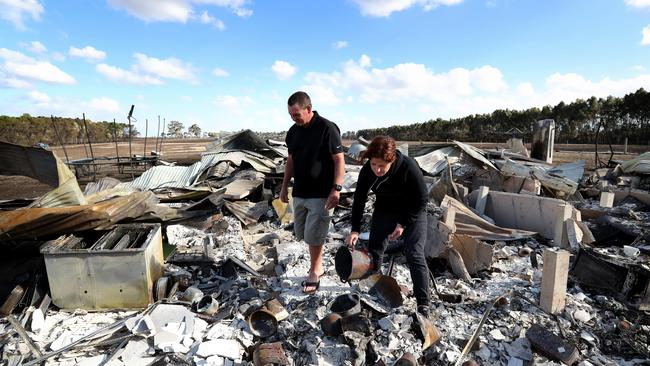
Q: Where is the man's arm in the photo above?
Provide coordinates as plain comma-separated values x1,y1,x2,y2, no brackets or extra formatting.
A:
280,154,294,203
325,152,345,210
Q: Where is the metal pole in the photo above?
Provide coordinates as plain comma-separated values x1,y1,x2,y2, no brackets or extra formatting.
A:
50,115,70,163
82,113,97,181
112,118,120,164
78,118,89,159
143,118,148,157
128,105,135,179
159,117,166,156
624,137,628,155
156,115,161,153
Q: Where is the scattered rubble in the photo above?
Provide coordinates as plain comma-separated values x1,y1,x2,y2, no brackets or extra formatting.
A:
1,128,649,365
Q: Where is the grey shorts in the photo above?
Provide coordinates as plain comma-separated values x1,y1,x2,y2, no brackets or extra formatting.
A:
293,197,333,245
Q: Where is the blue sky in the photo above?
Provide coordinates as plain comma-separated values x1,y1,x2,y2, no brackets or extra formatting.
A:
1,0,650,135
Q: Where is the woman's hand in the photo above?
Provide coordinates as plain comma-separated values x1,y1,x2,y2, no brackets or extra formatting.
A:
345,231,359,248
388,223,404,240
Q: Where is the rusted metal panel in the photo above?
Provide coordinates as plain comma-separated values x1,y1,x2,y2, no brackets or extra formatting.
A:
0,191,158,241
41,223,164,310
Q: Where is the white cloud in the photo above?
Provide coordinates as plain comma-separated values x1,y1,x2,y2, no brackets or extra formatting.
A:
516,82,535,96
96,63,164,85
27,90,50,104
17,92,124,121
470,65,507,93
51,52,66,62
271,60,296,80
69,46,107,62
133,53,197,82
0,0,44,29
197,10,225,30
642,25,650,46
0,74,31,88
332,41,348,49
27,41,47,53
4,61,76,84
212,67,230,77
96,52,197,85
213,95,253,114
625,0,650,8
181,95,192,101
632,65,646,71
352,0,463,17
107,0,252,22
300,55,650,122
359,54,372,68
0,48,75,86
301,84,341,106
0,48,33,63
89,97,121,112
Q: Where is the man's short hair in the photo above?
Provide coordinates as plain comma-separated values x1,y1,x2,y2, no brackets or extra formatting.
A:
288,91,311,109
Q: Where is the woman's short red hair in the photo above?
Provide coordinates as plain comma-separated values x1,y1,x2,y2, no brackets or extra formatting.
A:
362,136,396,162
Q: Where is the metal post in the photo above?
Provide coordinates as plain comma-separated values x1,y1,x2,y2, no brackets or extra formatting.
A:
128,105,135,179
112,118,120,164
159,117,165,156
82,113,97,181
143,118,148,158
78,118,89,159
624,137,628,155
156,115,161,154
50,115,70,163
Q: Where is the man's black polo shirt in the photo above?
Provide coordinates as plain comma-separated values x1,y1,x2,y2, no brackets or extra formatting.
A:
286,111,344,198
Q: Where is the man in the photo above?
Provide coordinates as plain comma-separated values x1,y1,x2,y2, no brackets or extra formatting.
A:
280,91,345,294
345,136,431,315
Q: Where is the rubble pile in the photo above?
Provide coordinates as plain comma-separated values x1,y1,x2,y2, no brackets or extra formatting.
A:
0,129,649,365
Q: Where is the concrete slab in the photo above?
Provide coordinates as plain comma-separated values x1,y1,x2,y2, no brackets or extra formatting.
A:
483,191,575,247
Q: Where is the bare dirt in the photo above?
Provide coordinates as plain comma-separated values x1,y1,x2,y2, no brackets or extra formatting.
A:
0,139,646,200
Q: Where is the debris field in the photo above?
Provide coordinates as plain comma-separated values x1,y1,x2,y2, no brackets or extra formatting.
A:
0,123,649,366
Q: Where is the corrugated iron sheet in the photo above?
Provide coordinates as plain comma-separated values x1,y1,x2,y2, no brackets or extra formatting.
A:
124,150,278,191
125,162,203,190
0,191,158,241
621,152,650,174
0,141,59,187
200,150,277,174
205,129,286,158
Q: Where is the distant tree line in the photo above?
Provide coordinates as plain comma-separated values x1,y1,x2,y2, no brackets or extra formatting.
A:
0,114,137,146
352,88,650,145
0,114,213,146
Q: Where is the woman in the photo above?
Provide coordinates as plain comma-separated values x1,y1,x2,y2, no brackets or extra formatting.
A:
345,136,431,315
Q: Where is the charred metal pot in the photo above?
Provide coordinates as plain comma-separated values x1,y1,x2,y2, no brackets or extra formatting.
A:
196,295,219,315
395,352,417,366
253,342,289,366
320,313,343,337
248,308,278,337
335,246,372,282
327,293,361,317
